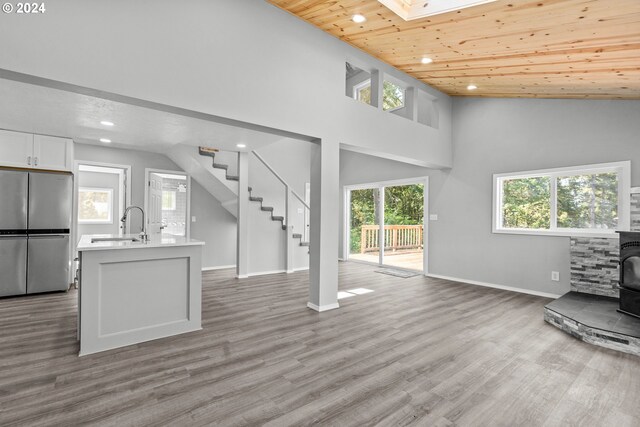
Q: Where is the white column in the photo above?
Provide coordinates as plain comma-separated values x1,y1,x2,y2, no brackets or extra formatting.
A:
370,69,384,110
236,152,249,278
404,86,418,121
308,138,340,312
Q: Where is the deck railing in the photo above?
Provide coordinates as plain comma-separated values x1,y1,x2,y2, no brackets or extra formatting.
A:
360,224,423,253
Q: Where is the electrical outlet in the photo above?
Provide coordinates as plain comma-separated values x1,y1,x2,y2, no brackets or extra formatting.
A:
551,271,560,281
429,214,438,221
192,216,196,222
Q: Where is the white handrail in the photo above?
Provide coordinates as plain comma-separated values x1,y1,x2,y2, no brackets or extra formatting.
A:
251,151,310,210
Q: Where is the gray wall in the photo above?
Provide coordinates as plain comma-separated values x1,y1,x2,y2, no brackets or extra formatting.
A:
74,143,236,269
0,0,452,168
339,98,640,297
429,98,640,296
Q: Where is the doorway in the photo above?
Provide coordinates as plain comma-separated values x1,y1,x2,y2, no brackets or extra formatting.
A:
345,178,427,273
145,169,191,238
75,162,131,240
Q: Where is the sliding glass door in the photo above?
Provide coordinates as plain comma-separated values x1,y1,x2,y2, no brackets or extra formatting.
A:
347,181,425,272
349,188,380,264
382,184,424,271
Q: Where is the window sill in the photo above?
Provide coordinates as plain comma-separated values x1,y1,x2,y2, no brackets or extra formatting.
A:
493,228,623,239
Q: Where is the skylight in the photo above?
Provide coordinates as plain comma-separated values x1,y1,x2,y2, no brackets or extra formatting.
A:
377,0,498,21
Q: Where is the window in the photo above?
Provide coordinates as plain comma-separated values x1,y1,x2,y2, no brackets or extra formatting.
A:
162,190,176,210
352,80,405,111
383,81,404,111
493,162,630,237
78,187,113,224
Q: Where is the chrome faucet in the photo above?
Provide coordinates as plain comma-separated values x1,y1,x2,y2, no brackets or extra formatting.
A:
120,206,149,241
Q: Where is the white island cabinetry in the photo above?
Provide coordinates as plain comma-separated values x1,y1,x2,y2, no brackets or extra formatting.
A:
77,234,204,356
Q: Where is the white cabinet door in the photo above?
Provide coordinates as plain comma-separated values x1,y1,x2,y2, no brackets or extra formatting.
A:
0,130,34,168
33,134,73,171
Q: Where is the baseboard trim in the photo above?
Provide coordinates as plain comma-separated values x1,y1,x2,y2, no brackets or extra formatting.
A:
236,274,248,279
247,269,286,277
292,266,310,272
202,265,235,271
426,273,562,299
307,302,340,312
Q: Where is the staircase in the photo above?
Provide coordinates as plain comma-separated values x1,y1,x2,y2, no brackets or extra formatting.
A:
199,147,310,248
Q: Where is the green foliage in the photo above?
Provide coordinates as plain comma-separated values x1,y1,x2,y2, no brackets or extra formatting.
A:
382,81,404,111
349,184,424,253
501,172,618,230
557,173,618,229
502,177,551,229
356,81,404,111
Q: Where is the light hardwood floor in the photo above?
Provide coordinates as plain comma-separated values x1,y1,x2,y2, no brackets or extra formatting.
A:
1,262,639,426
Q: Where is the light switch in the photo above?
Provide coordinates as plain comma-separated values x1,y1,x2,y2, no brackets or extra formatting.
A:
297,208,304,214
429,214,438,221
192,216,196,222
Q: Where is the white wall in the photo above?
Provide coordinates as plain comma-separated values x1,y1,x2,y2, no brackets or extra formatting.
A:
74,144,236,269
0,0,452,168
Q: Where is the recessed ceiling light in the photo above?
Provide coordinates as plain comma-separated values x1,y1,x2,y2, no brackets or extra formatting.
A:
467,84,478,91
236,144,246,148
421,57,433,64
100,121,114,126
352,14,366,23
99,138,111,143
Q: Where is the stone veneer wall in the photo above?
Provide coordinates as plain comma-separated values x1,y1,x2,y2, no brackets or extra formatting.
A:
570,237,619,297
632,193,640,231
569,192,640,298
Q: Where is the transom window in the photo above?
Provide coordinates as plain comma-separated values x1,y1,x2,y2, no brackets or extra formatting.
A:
493,161,630,237
353,80,405,111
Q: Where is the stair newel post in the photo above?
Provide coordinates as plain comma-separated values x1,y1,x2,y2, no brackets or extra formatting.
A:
285,184,294,273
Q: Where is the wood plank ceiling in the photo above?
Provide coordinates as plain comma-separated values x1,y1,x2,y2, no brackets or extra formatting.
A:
268,0,640,99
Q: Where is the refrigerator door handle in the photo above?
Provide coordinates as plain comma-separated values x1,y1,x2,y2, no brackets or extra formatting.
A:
29,234,67,238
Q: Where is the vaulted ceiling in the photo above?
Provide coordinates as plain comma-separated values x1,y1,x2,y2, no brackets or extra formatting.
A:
268,0,640,99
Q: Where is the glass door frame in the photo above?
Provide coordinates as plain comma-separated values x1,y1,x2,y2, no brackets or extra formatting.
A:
343,176,429,274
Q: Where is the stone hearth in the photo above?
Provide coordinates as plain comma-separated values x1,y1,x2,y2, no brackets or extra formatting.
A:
544,292,640,356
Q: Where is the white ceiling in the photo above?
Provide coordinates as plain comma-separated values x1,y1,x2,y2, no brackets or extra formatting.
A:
0,78,294,153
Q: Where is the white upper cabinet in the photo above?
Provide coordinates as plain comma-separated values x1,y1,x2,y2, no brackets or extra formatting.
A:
0,129,73,171
0,130,34,168
33,134,73,171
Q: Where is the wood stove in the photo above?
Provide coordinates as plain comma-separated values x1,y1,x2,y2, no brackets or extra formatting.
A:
618,231,640,319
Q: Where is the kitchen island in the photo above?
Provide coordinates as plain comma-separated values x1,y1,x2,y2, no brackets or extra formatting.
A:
77,234,204,356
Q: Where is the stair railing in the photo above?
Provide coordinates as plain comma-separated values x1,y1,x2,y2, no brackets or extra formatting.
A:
252,151,310,272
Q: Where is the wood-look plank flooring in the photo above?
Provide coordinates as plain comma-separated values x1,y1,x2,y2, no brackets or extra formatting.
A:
1,262,639,426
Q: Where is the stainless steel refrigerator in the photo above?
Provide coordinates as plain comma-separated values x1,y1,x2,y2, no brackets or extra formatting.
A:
0,169,72,297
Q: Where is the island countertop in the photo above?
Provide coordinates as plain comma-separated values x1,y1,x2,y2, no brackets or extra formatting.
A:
77,234,205,251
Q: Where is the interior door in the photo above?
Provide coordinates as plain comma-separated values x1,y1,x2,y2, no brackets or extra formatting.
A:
147,173,163,236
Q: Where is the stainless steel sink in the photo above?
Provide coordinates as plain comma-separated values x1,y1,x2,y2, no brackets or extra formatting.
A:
91,237,140,243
